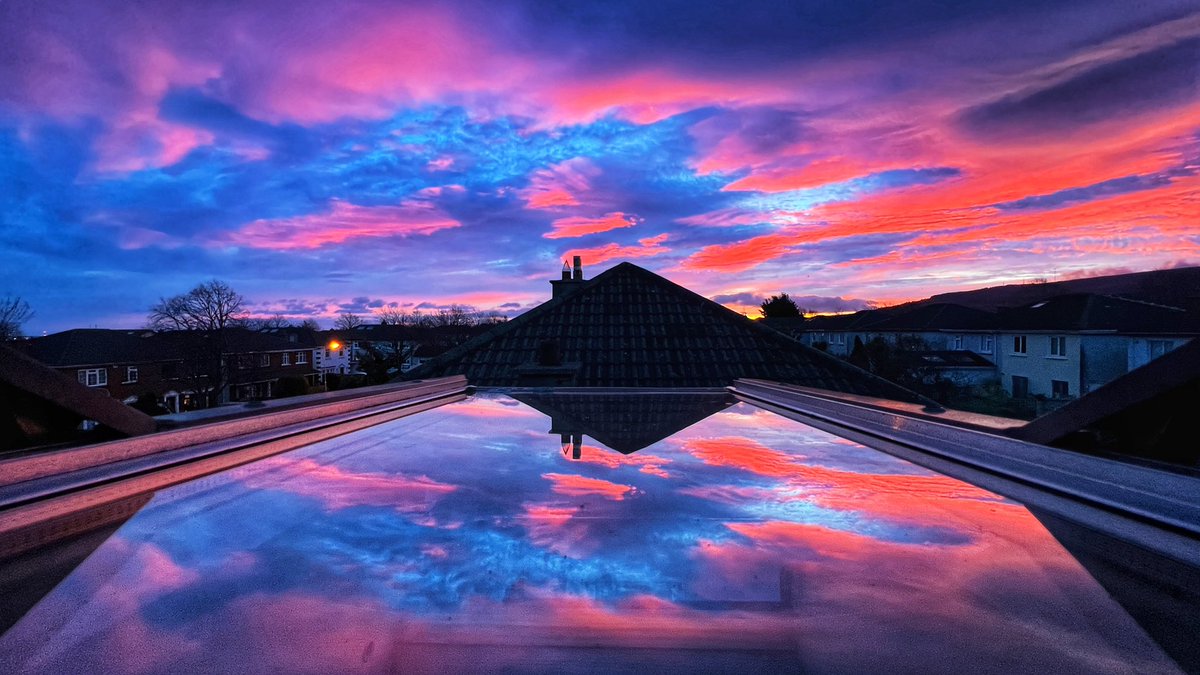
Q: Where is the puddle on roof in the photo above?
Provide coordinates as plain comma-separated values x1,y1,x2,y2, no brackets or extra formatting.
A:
0,393,1181,673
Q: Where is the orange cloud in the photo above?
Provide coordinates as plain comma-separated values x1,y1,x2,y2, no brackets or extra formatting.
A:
566,233,670,266
542,473,636,500
544,212,641,239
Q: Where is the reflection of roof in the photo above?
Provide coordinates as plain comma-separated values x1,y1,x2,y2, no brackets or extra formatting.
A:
405,262,922,399
513,392,734,454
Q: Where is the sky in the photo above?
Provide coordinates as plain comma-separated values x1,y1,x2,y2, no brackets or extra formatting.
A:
1,0,1198,333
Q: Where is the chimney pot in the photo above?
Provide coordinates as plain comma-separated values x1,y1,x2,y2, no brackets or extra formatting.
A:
572,255,583,281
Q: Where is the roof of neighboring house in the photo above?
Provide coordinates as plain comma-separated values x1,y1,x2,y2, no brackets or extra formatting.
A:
18,329,171,367
993,294,1200,334
904,350,996,369
404,262,923,399
20,328,309,369
257,326,323,347
860,303,995,332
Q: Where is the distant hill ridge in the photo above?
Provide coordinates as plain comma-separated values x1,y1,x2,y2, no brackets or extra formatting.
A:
913,266,1200,312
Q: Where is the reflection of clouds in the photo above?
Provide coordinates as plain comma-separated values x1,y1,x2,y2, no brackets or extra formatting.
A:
542,473,637,500
0,398,1177,673
571,444,673,478
239,456,456,513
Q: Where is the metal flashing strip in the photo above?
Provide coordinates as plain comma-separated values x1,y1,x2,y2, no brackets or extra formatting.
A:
730,379,1200,568
0,377,468,559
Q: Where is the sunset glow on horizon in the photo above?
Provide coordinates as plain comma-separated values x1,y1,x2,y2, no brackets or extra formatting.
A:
1,1,1197,332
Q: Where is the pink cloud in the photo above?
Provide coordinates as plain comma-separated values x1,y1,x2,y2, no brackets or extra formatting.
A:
519,158,600,210
220,200,461,250
542,473,637,500
544,212,641,239
566,234,670,266
239,457,456,513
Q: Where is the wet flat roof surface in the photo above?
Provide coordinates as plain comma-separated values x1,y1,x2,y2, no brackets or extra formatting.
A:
0,394,1181,673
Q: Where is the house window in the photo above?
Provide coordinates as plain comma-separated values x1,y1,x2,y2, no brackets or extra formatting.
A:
296,351,308,364
1049,336,1066,357
1012,375,1029,398
1149,340,1174,359
980,335,993,353
77,368,108,387
282,352,291,366
124,366,139,383
952,335,963,350
1013,335,1027,354
1051,380,1069,398
259,354,270,367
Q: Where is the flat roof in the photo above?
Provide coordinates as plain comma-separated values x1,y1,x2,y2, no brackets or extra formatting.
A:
0,393,1181,673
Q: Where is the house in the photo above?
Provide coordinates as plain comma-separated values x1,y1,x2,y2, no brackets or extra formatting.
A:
19,328,322,411
784,292,1198,403
989,294,1198,400
404,260,922,399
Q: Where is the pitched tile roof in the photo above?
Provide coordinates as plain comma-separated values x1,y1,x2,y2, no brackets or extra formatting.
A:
993,294,1200,334
19,328,310,368
404,262,922,399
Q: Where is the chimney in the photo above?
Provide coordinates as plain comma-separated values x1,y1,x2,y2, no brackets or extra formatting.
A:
550,257,586,299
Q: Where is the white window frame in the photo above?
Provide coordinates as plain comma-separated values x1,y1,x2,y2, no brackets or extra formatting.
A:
1049,336,1066,358
282,352,291,366
1051,379,1069,398
1148,340,1173,359
123,366,139,383
296,351,308,364
980,335,993,354
1013,335,1027,355
77,368,108,387
259,353,270,367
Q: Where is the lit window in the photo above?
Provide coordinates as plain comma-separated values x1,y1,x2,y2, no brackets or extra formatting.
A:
282,352,291,366
1013,335,1027,354
1051,380,1069,398
124,366,138,383
77,368,108,387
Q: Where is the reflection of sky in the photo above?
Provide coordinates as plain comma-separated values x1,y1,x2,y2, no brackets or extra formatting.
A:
0,395,1179,673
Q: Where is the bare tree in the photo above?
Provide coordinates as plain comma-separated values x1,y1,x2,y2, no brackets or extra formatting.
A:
376,308,408,325
299,318,322,331
247,314,292,331
333,312,364,330
149,280,247,331
0,295,34,340
147,281,247,408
